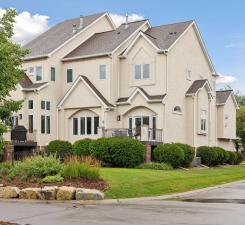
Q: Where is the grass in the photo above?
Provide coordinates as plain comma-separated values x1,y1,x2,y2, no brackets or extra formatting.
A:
100,166,245,199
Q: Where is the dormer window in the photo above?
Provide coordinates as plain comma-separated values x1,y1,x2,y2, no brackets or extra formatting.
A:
36,66,42,81
134,64,150,80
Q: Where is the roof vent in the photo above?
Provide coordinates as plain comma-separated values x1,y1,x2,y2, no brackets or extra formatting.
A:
125,13,129,29
169,32,173,35
79,15,84,29
72,24,77,34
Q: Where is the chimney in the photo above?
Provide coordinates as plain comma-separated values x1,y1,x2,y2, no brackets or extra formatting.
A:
72,24,77,34
125,13,129,29
79,15,84,29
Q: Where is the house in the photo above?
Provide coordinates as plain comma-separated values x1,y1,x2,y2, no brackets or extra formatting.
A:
8,12,238,151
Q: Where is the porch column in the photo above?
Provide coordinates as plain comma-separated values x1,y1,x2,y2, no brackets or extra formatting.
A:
145,144,151,163
141,125,149,142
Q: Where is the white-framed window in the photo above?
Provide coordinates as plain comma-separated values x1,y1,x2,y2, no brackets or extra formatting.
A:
73,116,99,135
134,64,150,80
28,67,35,75
200,110,207,132
36,66,42,81
173,106,182,114
41,115,51,134
99,65,106,80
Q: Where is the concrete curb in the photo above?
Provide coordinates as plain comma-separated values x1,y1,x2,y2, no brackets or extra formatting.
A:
0,180,244,205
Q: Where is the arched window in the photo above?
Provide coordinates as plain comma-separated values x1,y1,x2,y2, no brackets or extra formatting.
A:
173,106,182,113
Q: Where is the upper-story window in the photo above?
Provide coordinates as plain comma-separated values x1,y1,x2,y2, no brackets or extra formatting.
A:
46,101,50,110
41,100,45,110
51,67,55,81
36,66,42,81
28,100,33,109
134,64,150,80
28,67,35,75
99,65,106,80
200,110,207,132
67,69,73,83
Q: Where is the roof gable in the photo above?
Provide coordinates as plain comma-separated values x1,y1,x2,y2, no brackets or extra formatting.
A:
24,12,113,60
216,90,239,108
58,75,113,108
186,79,212,97
19,74,49,91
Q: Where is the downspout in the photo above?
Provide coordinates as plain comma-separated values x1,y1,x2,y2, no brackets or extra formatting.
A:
56,107,59,139
208,96,211,146
193,95,196,148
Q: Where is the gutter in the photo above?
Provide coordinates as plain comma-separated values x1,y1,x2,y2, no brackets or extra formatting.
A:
61,52,112,62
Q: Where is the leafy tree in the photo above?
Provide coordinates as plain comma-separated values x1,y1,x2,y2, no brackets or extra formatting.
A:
237,106,245,149
0,9,29,143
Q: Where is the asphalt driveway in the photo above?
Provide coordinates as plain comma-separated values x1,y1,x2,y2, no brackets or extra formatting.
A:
0,181,245,225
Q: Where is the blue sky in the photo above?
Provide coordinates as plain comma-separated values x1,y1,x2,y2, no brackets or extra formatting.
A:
1,0,245,93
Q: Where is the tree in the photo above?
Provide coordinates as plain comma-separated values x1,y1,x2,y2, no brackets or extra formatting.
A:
237,106,245,150
0,9,29,146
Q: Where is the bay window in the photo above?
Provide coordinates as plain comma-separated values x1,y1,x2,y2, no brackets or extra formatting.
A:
73,116,99,135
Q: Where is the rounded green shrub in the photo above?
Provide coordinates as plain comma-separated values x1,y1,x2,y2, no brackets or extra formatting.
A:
46,140,72,158
89,137,145,168
234,152,244,165
73,138,94,156
153,144,184,168
226,151,236,164
211,147,227,165
197,146,218,166
175,143,195,167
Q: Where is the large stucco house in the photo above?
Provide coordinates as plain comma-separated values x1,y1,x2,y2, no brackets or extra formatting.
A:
8,12,238,151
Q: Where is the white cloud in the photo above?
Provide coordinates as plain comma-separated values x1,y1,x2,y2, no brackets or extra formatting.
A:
0,8,49,45
110,13,144,27
225,42,245,49
216,73,238,84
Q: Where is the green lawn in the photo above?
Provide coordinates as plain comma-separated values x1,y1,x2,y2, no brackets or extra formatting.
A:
100,166,245,199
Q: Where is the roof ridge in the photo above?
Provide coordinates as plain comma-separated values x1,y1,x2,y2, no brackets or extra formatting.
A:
121,19,148,25
216,89,233,92
151,20,194,29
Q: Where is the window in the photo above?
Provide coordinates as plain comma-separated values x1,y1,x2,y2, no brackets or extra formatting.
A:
41,101,45,110
200,110,207,132
28,115,33,133
80,117,85,135
87,117,92,135
36,66,42,81
46,116,50,134
134,64,150,80
73,118,78,135
46,101,50,110
143,64,150,79
134,64,141,80
73,116,99,135
67,69,73,83
29,67,34,75
41,115,45,134
51,67,55,81
28,100,33,109
94,116,99,134
173,106,182,113
99,65,106,79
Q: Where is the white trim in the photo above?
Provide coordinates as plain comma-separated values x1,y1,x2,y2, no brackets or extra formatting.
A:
120,31,160,57
62,52,111,62
186,80,213,97
111,21,150,55
57,75,111,109
22,82,50,92
48,13,111,57
127,88,149,103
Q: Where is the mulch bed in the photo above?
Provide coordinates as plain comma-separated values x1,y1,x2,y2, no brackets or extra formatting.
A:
0,222,20,225
0,177,108,191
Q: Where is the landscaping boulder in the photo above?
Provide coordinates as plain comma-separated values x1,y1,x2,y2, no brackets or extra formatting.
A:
76,188,104,200
0,186,20,198
56,186,76,200
19,188,41,199
39,186,58,200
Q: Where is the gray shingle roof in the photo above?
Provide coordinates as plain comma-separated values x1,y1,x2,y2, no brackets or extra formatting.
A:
24,12,106,59
19,74,48,90
186,79,208,95
63,20,147,59
216,90,233,105
145,20,193,50
116,87,166,103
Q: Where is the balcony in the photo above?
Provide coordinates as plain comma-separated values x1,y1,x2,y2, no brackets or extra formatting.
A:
102,126,163,144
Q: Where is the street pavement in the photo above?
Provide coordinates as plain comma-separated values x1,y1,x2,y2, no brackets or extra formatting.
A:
0,181,245,225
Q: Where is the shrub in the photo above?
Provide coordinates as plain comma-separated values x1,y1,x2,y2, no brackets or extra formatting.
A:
175,143,195,167
42,174,64,183
226,151,236,165
90,137,145,168
153,144,184,168
61,161,80,179
0,162,13,176
46,140,72,158
197,146,218,166
73,139,93,157
212,147,227,165
137,162,173,170
234,152,244,165
15,155,63,177
79,163,100,180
